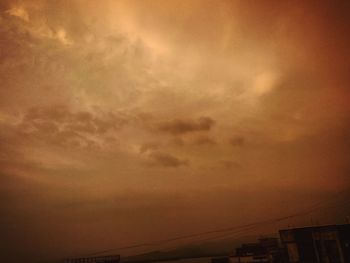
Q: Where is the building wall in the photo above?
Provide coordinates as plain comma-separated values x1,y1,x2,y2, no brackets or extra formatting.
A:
280,225,350,263
65,255,120,263
229,255,269,263
337,225,350,263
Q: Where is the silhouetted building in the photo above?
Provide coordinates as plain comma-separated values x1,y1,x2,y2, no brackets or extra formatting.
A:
65,255,120,263
236,243,267,257
211,256,230,263
279,224,350,263
231,237,281,262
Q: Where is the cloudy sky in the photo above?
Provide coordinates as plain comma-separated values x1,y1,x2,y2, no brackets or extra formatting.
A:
0,0,350,262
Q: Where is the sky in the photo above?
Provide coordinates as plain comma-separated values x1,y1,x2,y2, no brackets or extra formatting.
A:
0,0,350,262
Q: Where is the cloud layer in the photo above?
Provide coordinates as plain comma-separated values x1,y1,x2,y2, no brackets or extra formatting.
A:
0,0,349,262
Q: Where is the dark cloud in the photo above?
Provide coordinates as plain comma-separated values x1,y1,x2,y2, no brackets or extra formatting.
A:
157,117,215,135
193,136,216,146
229,136,245,147
148,151,189,168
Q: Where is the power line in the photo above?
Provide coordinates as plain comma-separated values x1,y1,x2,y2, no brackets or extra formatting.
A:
81,195,350,258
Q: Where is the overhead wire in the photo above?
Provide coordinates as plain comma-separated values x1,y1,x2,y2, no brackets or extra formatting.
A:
81,194,350,258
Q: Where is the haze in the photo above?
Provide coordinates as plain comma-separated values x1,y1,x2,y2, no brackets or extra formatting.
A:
0,1,349,262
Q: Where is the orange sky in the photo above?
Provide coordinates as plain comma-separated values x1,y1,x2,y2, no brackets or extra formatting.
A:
0,1,350,262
